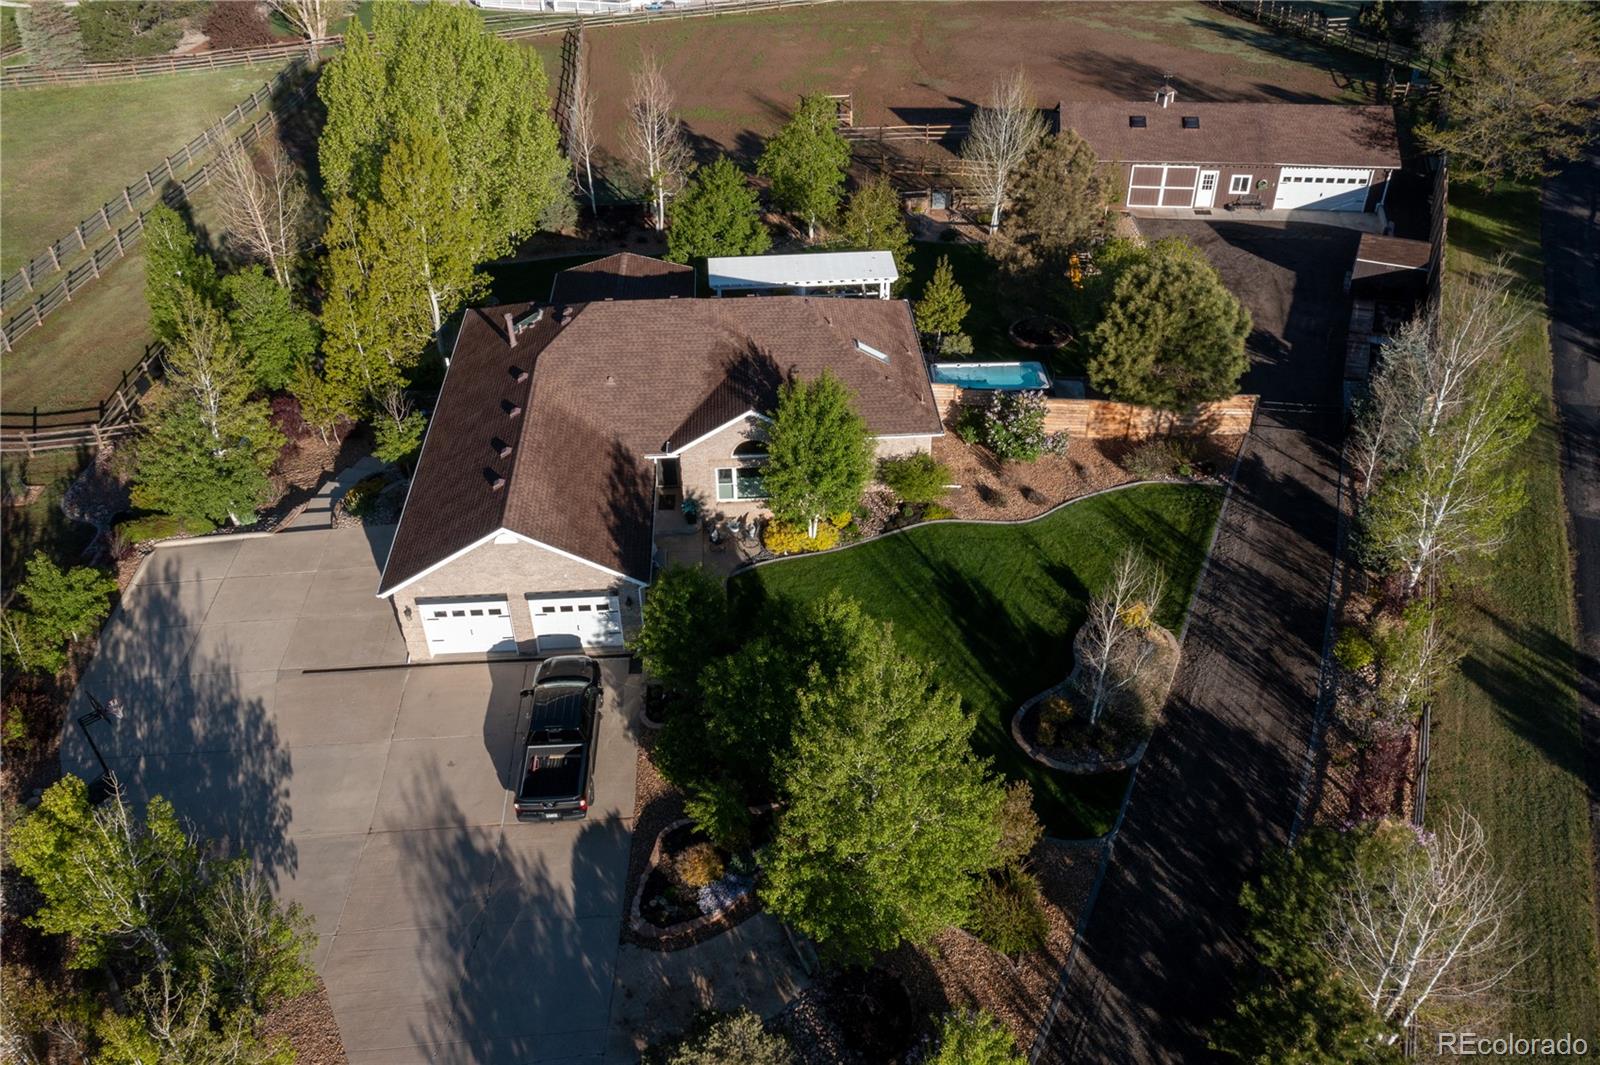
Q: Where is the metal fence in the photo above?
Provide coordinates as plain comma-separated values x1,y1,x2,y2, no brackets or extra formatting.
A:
0,66,315,351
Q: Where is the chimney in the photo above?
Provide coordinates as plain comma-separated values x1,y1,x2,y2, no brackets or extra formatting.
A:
504,312,517,347
1156,78,1177,108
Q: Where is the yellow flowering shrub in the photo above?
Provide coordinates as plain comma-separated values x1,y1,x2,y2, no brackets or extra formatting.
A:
763,521,841,555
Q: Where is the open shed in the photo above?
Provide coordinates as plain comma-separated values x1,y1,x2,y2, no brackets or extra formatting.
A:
704,251,899,299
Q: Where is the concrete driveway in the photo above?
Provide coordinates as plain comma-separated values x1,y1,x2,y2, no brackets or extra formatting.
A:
63,525,641,1065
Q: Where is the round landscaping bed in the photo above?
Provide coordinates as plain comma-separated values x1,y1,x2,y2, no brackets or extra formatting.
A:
1008,314,1072,351
1012,625,1180,773
628,808,778,949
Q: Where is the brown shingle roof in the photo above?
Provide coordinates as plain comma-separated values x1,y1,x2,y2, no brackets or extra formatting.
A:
379,294,941,594
1061,101,1402,168
547,252,696,304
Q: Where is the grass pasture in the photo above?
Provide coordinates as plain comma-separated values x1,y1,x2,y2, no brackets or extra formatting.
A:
1426,184,1600,1051
730,482,1222,838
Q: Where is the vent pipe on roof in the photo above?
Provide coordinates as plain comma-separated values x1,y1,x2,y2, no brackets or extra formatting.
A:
510,366,529,383
502,400,522,417
484,468,507,491
504,312,517,347
493,437,513,459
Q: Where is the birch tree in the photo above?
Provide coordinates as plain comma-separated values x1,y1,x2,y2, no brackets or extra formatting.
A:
758,92,852,241
1074,550,1167,726
213,137,313,288
1349,315,1430,498
568,49,600,216
1322,810,1525,1038
626,52,690,231
962,71,1047,234
268,0,351,63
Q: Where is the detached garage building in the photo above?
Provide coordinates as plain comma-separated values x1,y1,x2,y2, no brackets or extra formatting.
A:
1059,99,1402,215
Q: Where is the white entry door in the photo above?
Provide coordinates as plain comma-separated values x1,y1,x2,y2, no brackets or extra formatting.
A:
1273,166,1371,210
419,597,516,655
528,595,623,651
1195,170,1219,208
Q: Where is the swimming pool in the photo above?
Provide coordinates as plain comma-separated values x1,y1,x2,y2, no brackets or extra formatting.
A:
928,361,1052,391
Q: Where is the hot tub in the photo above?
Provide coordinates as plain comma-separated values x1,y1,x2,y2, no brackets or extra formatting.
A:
928,361,1052,391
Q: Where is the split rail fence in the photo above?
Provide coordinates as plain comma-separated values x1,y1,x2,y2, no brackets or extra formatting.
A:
0,37,330,88
0,344,162,455
0,62,314,351
1204,0,1440,78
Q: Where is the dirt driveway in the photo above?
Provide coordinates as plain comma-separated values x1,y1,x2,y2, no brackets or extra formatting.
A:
62,527,642,1065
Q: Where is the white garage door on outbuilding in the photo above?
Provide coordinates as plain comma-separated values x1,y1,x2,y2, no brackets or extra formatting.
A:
1273,167,1372,211
528,595,623,651
419,597,517,655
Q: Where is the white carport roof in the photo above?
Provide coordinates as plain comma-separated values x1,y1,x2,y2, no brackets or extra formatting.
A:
705,250,899,292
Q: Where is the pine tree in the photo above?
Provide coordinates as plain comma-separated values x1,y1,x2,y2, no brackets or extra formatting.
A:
133,290,283,526
222,266,319,392
758,92,852,241
143,204,219,345
914,255,969,350
835,178,912,293
995,131,1111,280
764,600,1005,965
666,157,772,264
14,0,84,68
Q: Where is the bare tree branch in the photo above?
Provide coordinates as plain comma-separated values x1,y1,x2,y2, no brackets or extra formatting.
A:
625,51,690,232
568,43,599,217
961,70,1047,234
268,0,351,63
213,136,313,287
1073,549,1167,725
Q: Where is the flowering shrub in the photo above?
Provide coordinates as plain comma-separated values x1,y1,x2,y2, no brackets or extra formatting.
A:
959,390,1069,462
853,486,900,538
763,521,840,555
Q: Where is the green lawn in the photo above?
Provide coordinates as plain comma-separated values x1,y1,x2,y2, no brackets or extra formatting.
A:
0,65,287,274
730,482,1222,837
1426,183,1600,1051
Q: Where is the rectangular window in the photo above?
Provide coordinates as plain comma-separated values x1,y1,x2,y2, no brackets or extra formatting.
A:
716,466,767,501
1229,174,1252,194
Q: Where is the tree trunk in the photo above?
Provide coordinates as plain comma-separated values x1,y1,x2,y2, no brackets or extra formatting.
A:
989,200,1001,234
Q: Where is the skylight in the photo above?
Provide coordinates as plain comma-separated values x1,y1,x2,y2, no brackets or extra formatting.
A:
1129,115,1147,128
1181,116,1200,129
854,339,890,363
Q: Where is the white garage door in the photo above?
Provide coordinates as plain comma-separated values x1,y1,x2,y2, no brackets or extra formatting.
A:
420,597,516,655
528,595,623,651
1274,167,1371,211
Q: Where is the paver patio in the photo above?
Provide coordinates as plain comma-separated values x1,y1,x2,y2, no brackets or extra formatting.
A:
62,525,644,1064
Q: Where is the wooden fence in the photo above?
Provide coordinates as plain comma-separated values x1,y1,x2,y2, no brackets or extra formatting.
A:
1204,0,1439,78
0,37,330,89
0,67,315,351
0,345,163,455
488,0,838,39
930,383,1258,440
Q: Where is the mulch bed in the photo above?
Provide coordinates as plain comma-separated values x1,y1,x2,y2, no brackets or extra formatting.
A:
622,733,690,947
257,984,349,1065
934,433,1243,523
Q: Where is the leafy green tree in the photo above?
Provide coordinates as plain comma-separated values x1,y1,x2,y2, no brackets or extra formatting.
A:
133,290,284,526
929,1011,1025,1065
318,197,415,405
1418,3,1600,189
317,1,567,254
222,266,319,392
914,255,970,352
14,0,84,68
633,564,729,695
95,965,295,1065
758,92,852,240
1212,827,1398,1064
763,372,873,538
0,556,116,675
372,397,426,470
198,864,317,1011
764,604,1005,964
144,203,219,344
835,178,912,293
992,131,1110,282
1087,239,1250,411
666,157,772,264
878,452,952,505
290,357,355,446
660,1009,797,1065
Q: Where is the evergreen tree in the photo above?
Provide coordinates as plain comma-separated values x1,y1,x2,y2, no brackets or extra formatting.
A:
758,92,852,240
763,602,1005,965
914,255,969,350
143,204,218,345
133,290,283,526
762,371,873,537
222,266,319,392
1087,239,1250,411
835,178,912,293
0,556,116,676
14,0,84,68
666,157,772,264
992,131,1110,281
1418,4,1600,189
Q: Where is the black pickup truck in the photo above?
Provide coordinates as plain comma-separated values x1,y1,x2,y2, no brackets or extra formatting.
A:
514,656,601,823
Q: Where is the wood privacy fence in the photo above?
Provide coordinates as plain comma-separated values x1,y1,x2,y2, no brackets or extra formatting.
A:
0,37,330,89
930,383,1258,440
1204,0,1440,78
0,64,314,351
0,344,162,455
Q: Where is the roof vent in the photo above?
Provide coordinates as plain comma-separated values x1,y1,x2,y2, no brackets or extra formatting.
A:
1129,115,1147,128
493,437,513,459
510,365,529,383
502,400,522,417
1181,115,1199,129
484,468,506,490
854,339,890,363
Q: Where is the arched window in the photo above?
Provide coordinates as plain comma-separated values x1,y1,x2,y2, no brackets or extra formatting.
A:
732,439,768,460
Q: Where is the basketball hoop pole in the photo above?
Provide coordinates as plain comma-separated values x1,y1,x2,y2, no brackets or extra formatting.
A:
77,691,117,799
